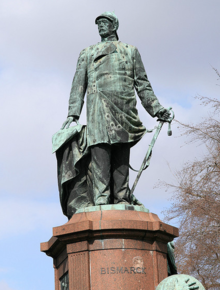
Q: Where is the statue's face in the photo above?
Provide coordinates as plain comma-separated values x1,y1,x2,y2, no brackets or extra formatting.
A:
97,18,114,38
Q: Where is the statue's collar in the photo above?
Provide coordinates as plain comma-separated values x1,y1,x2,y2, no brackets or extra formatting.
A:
101,35,118,42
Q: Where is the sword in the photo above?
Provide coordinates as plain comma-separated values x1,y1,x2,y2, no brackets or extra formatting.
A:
130,107,174,195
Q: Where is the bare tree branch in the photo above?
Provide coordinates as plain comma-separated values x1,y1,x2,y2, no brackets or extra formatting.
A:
163,69,220,289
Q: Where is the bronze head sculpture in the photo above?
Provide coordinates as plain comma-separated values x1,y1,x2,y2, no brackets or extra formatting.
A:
95,11,119,40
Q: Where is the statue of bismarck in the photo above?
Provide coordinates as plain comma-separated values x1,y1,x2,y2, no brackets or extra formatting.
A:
57,12,171,218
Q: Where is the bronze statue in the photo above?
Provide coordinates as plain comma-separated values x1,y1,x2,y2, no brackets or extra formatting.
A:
55,12,171,218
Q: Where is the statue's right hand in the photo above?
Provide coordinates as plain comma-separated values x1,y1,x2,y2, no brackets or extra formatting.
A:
61,117,74,129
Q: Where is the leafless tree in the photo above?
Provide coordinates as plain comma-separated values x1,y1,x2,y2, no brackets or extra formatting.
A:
163,69,220,289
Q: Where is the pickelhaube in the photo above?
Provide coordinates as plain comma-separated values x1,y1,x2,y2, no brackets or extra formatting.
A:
95,11,119,40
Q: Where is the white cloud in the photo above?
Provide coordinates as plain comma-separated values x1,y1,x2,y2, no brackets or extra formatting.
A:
0,280,15,290
0,199,66,239
0,0,219,222
0,268,9,273
0,1,219,290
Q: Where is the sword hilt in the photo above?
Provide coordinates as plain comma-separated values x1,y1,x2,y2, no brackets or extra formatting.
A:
157,107,174,136
168,122,172,136
166,107,175,136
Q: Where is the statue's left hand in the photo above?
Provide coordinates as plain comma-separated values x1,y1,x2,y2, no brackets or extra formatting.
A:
156,108,171,121
61,116,75,129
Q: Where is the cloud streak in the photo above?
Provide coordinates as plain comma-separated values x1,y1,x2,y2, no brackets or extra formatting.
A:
0,280,15,290
0,1,219,289
1,0,219,216
0,198,66,239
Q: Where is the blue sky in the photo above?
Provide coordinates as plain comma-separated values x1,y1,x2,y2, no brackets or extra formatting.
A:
0,0,220,289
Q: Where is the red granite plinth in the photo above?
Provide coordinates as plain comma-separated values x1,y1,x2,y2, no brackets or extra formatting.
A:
41,210,178,290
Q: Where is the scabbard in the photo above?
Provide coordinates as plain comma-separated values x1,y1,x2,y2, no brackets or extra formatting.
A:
130,121,164,195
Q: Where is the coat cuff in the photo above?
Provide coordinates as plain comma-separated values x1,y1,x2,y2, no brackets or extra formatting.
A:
68,99,84,118
139,90,163,117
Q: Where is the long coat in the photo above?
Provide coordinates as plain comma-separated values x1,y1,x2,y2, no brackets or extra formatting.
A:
68,41,163,147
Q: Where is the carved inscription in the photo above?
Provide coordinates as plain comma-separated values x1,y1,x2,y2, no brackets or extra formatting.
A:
100,267,146,274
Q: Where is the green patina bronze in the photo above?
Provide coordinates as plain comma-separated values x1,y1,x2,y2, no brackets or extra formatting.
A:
156,274,205,290
167,241,178,276
53,12,176,276
75,204,149,214
55,11,173,218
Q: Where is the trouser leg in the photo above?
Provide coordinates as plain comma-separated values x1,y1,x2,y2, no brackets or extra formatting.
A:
112,143,130,204
91,144,111,205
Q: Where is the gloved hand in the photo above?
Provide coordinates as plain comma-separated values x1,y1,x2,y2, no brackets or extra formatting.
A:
156,108,171,121
61,116,78,129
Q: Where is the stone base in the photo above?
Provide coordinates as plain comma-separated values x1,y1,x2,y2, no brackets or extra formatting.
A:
41,206,178,290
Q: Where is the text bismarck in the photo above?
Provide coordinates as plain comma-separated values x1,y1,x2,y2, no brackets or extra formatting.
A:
101,267,146,274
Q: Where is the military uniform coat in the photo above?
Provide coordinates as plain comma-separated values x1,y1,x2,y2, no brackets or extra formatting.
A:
68,41,163,147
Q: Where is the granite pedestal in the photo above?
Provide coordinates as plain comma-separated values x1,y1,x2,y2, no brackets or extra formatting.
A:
41,205,178,290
